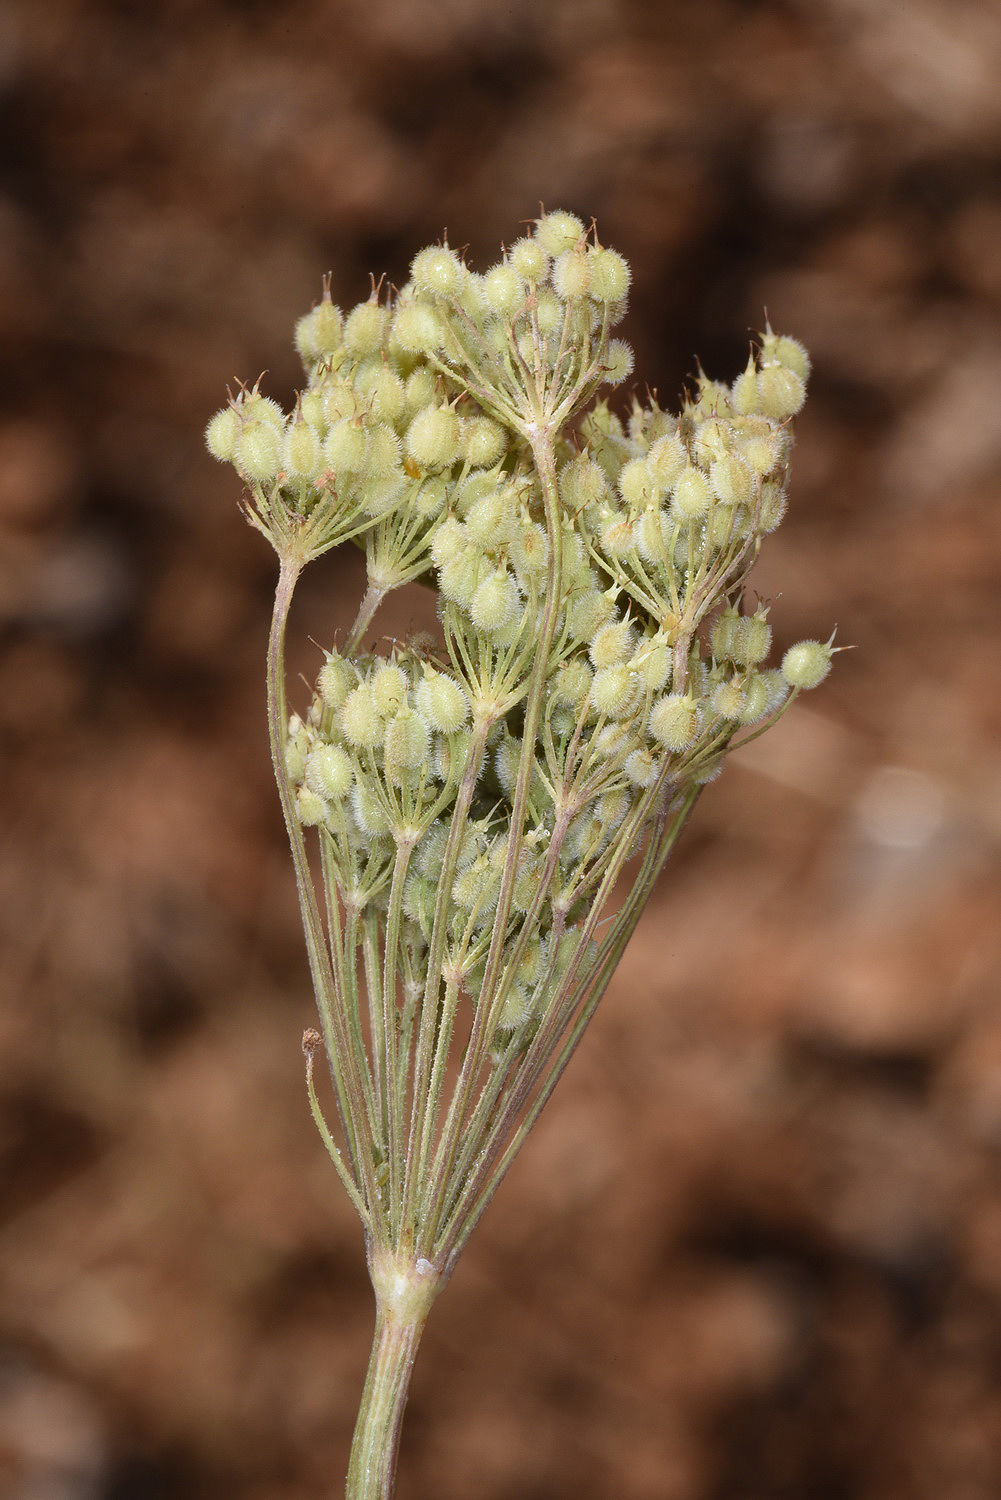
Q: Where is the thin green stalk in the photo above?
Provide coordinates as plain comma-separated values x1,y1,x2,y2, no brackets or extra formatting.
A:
382,840,415,1230
400,721,491,1236
268,558,383,1232
437,788,700,1267
346,582,387,656
304,1039,371,1229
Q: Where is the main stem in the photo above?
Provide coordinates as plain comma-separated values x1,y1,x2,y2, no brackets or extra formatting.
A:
346,1253,439,1499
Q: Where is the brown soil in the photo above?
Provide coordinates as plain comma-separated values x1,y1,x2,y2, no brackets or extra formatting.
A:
2,1,1000,1496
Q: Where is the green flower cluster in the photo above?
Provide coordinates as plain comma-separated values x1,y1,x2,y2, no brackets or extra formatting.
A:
207,210,832,1259
209,212,838,1498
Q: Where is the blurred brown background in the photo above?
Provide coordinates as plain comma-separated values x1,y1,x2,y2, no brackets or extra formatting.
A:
2,0,1001,1496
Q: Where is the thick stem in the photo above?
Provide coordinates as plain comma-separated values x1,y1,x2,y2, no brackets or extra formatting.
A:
346,1253,439,1500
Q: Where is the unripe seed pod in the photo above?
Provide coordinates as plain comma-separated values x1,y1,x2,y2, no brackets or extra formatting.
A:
403,872,436,931
761,331,811,381
590,619,635,669
456,272,487,319
671,466,712,520
562,531,590,584
552,247,591,300
742,431,782,475
470,569,520,633
464,415,506,469
414,477,448,519
634,506,670,563
551,658,593,706
604,339,634,385
465,492,517,546
324,419,368,475
236,421,282,482
598,789,629,832
455,471,498,515
498,984,531,1030
757,364,806,419
516,329,536,365
516,936,545,987
404,366,436,411
480,319,508,358
694,755,724,786
370,664,408,716
452,860,500,912
298,391,327,429
481,263,524,318
534,210,584,256
415,670,469,734
365,475,405,517
566,589,614,642
781,640,833,690
357,364,405,424
625,747,659,786
318,652,352,710
322,381,357,423
366,423,402,480
694,416,732,466
711,606,740,661
600,511,635,557
494,736,520,797
760,668,790,714
384,709,431,780
731,611,771,666
294,299,343,364
509,521,550,577
561,454,607,510
646,432,686,490
415,821,448,876
535,291,562,335
304,743,354,800
283,420,323,480
340,684,383,748
588,246,631,303
410,245,465,299
241,394,285,429
708,502,750,548
205,407,240,463
509,236,549,281
711,678,746,720
431,727,469,783
758,481,788,533
710,453,753,506
649,693,698,750
618,457,654,509
593,723,636,758
732,357,760,416
736,673,771,724
429,518,467,573
692,377,733,419
590,665,640,719
438,549,485,608
296,786,329,827
343,300,389,357
285,721,308,782
632,636,672,691
393,302,446,354
568,813,605,860
406,405,461,470
351,781,389,840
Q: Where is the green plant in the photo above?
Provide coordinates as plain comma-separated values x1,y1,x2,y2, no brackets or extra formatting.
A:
207,210,832,1498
